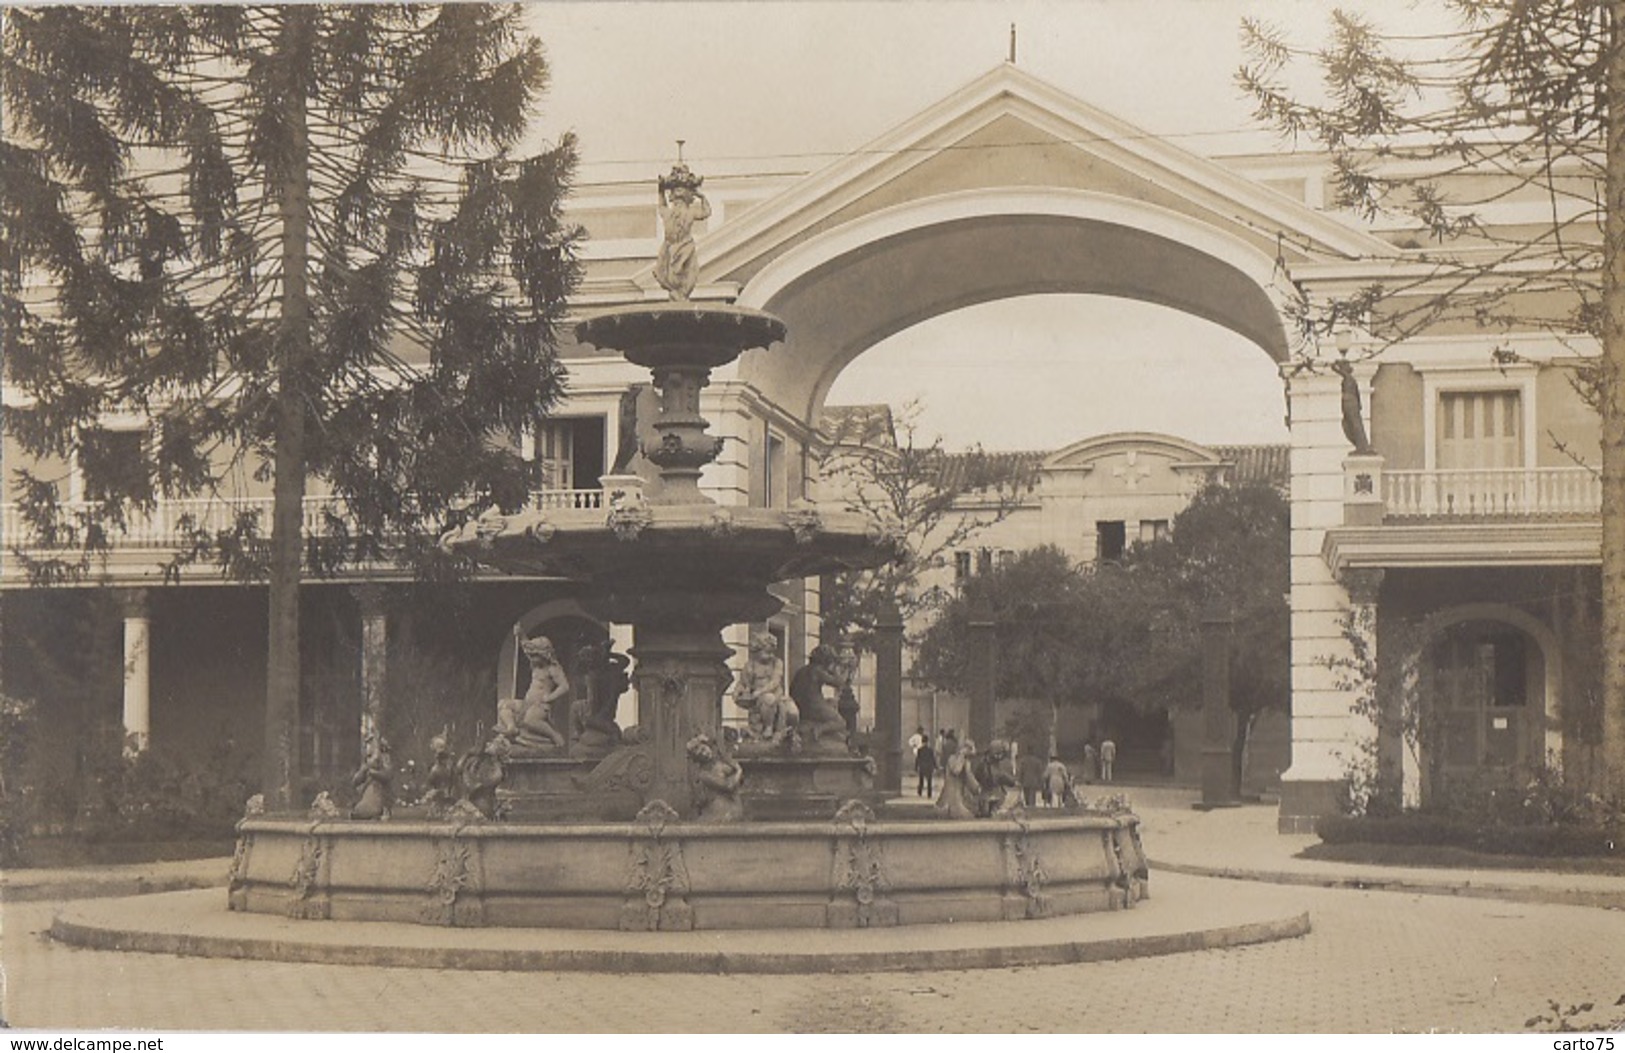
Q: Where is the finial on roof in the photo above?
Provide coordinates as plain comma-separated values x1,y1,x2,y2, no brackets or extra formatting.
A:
1009,23,1017,64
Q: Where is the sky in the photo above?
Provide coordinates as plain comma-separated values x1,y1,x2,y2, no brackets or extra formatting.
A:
522,1,1441,449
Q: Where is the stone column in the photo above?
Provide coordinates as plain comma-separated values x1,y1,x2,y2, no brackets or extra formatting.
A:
353,585,388,749
1281,365,1373,832
593,588,769,817
1200,610,1238,808
968,608,997,750
628,626,735,816
871,602,904,793
119,589,151,755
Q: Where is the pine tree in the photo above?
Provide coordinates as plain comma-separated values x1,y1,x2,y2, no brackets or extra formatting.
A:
1238,1,1625,796
2,6,582,808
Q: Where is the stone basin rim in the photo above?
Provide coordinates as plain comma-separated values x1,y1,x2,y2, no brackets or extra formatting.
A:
238,812,1141,838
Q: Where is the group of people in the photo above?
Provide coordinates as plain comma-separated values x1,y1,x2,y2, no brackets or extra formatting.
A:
910,726,1084,816
1082,738,1118,784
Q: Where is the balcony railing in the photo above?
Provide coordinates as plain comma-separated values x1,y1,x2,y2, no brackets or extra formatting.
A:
1383,467,1600,519
2,489,604,553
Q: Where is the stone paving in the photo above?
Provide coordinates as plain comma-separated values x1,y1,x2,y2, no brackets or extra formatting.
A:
6,879,1625,1033
6,787,1624,1033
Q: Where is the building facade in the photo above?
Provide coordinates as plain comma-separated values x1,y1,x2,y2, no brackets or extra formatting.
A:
2,63,1603,827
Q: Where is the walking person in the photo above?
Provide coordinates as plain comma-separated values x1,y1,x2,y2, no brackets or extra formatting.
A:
1100,737,1117,783
1082,742,1097,785
915,737,937,798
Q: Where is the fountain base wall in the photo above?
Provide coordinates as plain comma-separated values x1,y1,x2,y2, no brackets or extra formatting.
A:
228,813,1148,931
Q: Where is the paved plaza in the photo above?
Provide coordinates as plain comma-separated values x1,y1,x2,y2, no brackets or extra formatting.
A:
4,795,1624,1034
5,879,1625,1033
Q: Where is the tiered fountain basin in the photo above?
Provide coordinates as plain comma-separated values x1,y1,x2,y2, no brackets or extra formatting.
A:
219,297,1154,936
227,810,1148,930
446,502,898,591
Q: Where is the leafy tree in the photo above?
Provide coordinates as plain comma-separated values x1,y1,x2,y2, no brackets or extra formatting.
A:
914,484,1289,795
2,6,582,807
913,545,1150,747
1237,2,1625,794
1124,483,1291,796
815,401,1029,650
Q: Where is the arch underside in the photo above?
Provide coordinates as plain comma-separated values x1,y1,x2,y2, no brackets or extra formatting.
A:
739,214,1290,423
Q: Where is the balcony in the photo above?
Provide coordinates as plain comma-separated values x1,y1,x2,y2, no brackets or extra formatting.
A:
1383,467,1600,520
1325,460,1602,575
1,489,605,582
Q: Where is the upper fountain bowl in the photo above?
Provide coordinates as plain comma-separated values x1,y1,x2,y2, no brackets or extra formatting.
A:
576,303,786,370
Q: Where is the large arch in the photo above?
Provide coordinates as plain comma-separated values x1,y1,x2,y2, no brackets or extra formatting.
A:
733,189,1294,425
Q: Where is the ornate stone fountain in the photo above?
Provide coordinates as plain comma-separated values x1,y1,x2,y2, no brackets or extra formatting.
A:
224,164,1147,931
442,297,895,820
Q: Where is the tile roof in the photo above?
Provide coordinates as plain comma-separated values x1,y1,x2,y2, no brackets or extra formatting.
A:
1210,444,1290,488
931,449,1046,493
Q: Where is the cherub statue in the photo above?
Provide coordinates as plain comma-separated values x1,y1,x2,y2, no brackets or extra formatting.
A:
653,163,711,300
418,734,459,815
309,790,344,820
734,631,789,743
687,733,743,821
788,644,849,749
498,636,567,755
571,639,631,758
350,733,393,820
457,734,511,820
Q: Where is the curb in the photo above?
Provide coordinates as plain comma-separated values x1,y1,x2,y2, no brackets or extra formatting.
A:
49,896,1311,975
1151,860,1625,910
1,872,227,904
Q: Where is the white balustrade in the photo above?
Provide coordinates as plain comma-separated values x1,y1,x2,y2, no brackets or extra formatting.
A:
1383,468,1600,518
2,489,604,553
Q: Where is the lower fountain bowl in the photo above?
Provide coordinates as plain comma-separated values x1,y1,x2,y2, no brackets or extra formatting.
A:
228,811,1148,930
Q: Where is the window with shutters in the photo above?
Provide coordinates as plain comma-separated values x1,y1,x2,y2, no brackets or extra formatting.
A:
1437,390,1523,470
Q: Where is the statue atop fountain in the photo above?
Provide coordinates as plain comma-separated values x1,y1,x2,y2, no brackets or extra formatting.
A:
654,163,710,300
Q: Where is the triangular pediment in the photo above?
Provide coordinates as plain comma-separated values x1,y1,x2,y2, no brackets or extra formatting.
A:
677,63,1386,295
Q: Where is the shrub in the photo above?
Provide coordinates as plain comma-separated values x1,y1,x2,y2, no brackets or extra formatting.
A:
0,694,38,865
73,724,257,843
1315,813,1622,858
